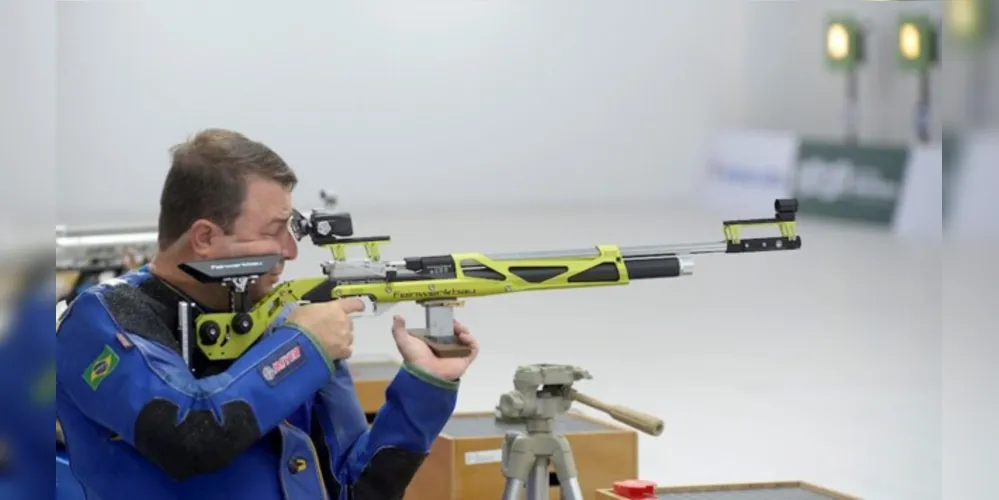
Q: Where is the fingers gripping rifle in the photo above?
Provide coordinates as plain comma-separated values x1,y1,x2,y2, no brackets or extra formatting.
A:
178,199,802,362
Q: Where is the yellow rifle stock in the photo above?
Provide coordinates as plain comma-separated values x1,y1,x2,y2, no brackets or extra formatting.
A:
178,199,801,362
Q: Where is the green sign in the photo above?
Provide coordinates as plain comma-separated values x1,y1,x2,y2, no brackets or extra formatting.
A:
794,140,910,225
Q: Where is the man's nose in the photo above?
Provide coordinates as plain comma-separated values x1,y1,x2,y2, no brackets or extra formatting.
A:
281,231,299,261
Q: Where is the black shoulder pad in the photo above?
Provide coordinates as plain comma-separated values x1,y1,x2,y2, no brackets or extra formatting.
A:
100,281,181,354
134,398,262,481
348,447,428,500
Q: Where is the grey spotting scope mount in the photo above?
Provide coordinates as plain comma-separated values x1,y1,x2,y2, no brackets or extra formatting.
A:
494,364,664,500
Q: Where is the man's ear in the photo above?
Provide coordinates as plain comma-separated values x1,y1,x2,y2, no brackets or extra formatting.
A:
188,219,220,257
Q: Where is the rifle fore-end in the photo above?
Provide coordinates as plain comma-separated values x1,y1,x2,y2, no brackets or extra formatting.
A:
316,245,689,305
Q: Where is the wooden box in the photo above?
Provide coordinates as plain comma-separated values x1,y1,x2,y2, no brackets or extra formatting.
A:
596,480,859,499
348,360,399,422
56,271,80,300
407,411,638,500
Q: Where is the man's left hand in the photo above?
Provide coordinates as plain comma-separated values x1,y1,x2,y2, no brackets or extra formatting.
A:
390,316,479,381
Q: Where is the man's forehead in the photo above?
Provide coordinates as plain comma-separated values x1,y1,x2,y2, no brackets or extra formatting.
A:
240,180,294,221
241,195,292,215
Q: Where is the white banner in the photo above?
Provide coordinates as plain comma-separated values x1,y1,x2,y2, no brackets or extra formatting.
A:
948,130,999,239
701,129,799,213
893,144,943,240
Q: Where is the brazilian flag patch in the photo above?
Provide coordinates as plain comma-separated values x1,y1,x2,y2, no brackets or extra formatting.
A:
83,345,120,390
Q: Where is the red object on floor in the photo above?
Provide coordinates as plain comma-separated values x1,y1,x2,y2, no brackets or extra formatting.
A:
612,479,657,499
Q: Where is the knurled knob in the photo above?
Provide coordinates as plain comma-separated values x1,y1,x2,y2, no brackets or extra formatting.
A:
498,392,525,416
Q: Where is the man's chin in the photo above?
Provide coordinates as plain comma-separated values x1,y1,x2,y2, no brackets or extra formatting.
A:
250,274,281,301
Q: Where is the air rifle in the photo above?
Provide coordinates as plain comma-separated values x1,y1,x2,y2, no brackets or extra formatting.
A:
177,199,802,363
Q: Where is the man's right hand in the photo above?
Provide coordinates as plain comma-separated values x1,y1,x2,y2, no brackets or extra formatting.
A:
286,298,366,360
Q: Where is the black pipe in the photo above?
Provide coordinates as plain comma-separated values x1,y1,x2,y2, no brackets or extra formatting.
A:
623,256,682,280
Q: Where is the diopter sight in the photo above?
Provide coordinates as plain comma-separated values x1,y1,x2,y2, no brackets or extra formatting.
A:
290,204,391,263
290,208,355,246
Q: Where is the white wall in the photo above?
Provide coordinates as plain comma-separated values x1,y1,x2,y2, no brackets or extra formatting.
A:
56,0,748,225
57,1,968,226
0,0,55,233
744,0,946,144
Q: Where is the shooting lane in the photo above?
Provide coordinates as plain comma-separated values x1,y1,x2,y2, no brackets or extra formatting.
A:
595,480,859,500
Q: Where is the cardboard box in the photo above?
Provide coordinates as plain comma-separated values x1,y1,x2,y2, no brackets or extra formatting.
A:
407,411,638,500
348,360,400,422
595,480,859,499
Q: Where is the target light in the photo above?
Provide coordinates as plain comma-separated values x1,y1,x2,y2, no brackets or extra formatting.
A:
825,17,863,70
823,16,864,143
897,16,937,71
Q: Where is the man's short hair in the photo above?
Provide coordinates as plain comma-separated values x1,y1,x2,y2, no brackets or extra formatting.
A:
157,129,298,249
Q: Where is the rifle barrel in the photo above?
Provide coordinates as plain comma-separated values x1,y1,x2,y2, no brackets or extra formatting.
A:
619,241,728,257
481,240,727,262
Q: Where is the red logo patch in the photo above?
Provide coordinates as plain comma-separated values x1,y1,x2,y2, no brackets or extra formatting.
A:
260,345,303,384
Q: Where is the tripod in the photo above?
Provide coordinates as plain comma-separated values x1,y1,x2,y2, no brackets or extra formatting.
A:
496,364,664,500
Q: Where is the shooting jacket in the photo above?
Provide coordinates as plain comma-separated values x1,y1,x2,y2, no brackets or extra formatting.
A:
55,267,457,500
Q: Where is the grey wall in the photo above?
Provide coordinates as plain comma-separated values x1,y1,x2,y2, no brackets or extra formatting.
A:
1,1,55,232
942,16,999,132
56,1,748,224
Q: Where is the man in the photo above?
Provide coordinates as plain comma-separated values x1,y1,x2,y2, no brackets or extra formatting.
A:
55,129,479,500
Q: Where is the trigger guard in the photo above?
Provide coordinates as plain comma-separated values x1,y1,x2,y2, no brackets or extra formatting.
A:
352,296,379,317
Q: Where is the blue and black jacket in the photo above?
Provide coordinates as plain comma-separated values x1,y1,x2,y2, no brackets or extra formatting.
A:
55,267,457,500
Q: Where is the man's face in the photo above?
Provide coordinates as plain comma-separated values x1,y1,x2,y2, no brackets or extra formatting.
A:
194,176,299,302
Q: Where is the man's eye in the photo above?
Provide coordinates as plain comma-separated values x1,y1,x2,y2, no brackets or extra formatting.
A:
270,224,292,238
